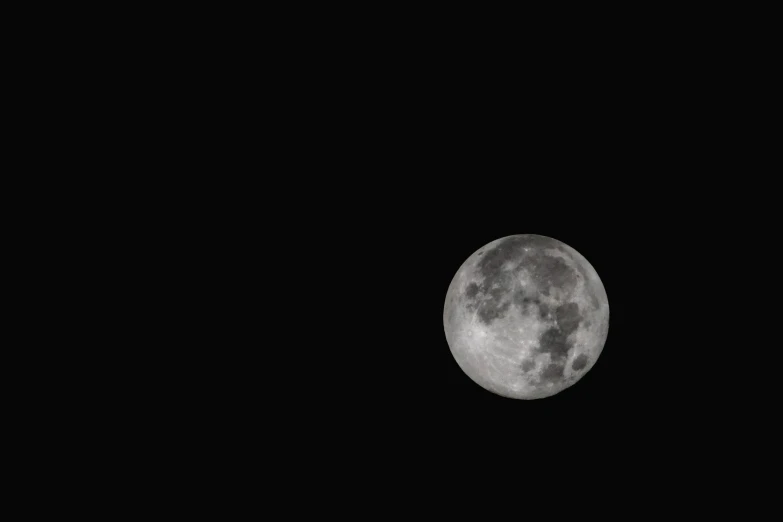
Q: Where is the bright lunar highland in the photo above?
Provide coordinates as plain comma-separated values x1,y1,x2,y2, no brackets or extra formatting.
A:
443,234,609,399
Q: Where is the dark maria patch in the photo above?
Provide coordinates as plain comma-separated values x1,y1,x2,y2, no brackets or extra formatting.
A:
541,362,565,381
536,302,582,361
463,235,583,329
572,354,588,371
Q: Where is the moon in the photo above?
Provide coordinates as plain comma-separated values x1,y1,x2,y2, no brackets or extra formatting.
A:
443,234,609,400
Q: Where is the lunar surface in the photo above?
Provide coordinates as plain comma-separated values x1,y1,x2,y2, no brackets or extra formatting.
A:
443,234,609,400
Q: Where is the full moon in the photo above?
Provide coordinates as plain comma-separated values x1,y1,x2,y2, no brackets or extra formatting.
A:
443,234,609,400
